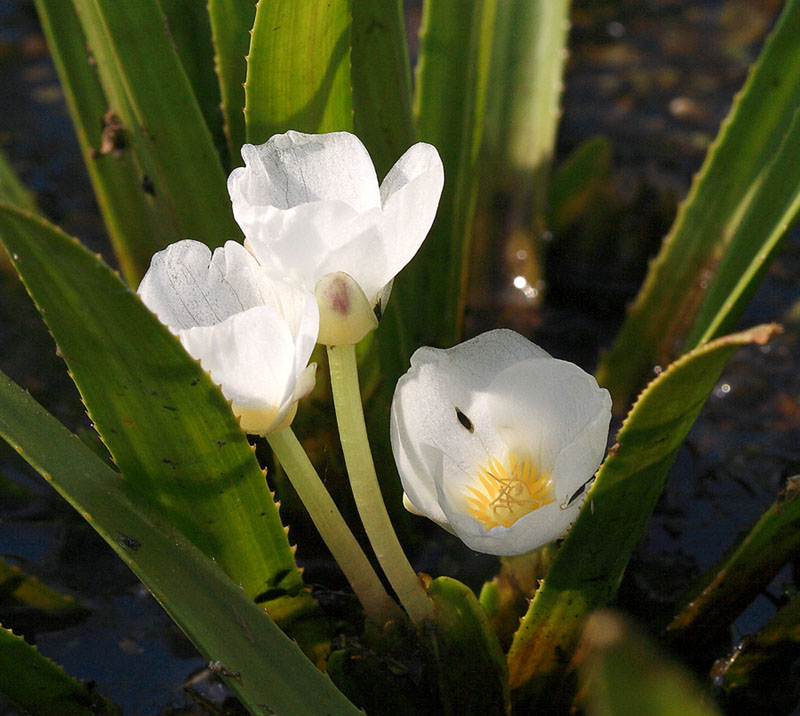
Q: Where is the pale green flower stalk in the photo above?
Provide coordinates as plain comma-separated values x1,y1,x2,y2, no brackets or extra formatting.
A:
328,343,434,624
268,427,401,626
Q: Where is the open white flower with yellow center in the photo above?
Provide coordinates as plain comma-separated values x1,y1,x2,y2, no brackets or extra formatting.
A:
390,329,612,556
227,130,444,345
138,239,318,436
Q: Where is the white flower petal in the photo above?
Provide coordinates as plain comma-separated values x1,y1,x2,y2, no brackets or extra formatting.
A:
244,200,365,286
179,306,302,435
138,239,275,331
375,143,444,287
442,498,581,556
228,131,381,217
487,357,612,493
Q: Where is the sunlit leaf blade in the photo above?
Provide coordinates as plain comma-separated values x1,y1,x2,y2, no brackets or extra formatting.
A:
244,0,353,144
159,0,226,159
578,611,722,716
396,0,496,350
426,577,510,716
351,0,414,179
714,593,800,714
0,623,120,716
483,0,570,210
666,475,800,650
208,0,257,160
470,0,571,305
0,371,361,716
69,0,240,251
506,323,782,708
0,205,307,613
0,559,88,633
33,0,174,285
597,0,800,411
686,103,800,348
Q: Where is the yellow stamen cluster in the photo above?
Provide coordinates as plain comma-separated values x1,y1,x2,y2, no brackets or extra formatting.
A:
465,454,554,530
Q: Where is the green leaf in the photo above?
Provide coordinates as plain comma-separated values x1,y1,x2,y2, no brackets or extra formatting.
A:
351,0,414,179
597,0,800,411
0,205,307,615
506,323,781,708
666,474,800,649
69,0,240,251
33,0,175,285
483,0,571,217
0,624,120,716
0,371,361,716
714,593,800,714
208,0,257,160
468,0,573,317
393,0,497,350
685,103,800,349
159,0,226,159
0,148,38,275
244,0,353,143
425,576,510,716
0,150,37,215
578,611,722,716
0,559,88,633
548,136,612,234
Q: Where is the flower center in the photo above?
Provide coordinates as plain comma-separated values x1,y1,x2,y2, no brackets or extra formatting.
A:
464,454,554,530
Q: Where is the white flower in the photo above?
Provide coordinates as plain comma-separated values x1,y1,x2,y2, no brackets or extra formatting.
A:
227,130,444,345
390,329,612,556
138,239,318,436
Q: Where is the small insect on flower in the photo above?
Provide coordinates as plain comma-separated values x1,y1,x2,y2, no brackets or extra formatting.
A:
390,329,612,556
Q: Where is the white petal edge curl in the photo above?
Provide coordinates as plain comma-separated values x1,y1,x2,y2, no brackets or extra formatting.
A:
228,131,381,220
138,239,285,332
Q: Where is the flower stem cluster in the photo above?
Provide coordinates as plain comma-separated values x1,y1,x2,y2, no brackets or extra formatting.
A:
138,130,612,627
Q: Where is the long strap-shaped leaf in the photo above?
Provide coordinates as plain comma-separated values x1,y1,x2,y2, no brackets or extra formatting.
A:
351,0,414,179
244,0,353,143
0,624,120,716
715,591,800,712
208,0,258,160
506,323,781,709
397,0,497,351
666,475,800,649
597,0,800,411
0,205,306,614
33,0,175,285
0,150,37,215
159,0,225,159
0,370,361,716
69,0,239,250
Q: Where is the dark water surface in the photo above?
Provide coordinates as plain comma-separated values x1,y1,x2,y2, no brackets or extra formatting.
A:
2,0,800,714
